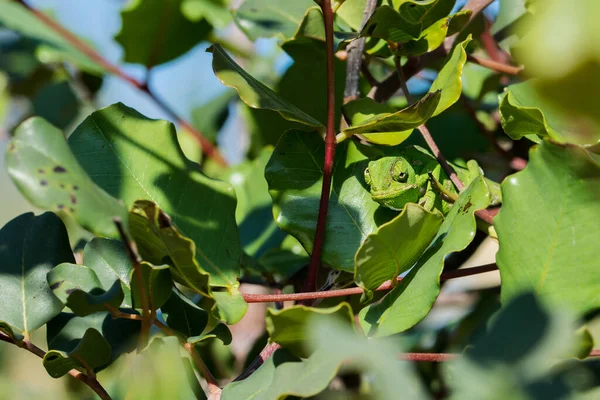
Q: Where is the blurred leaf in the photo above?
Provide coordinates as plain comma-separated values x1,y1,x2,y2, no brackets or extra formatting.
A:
495,142,600,316
360,6,421,43
181,0,231,27
43,328,111,378
161,289,231,345
208,44,323,129
359,177,490,337
429,35,472,116
355,203,443,297
233,0,314,41
499,81,600,148
336,0,367,31
31,80,79,130
124,336,197,400
115,0,212,67
222,318,427,399
0,212,73,335
6,117,128,239
265,303,354,357
446,293,582,400
257,235,309,281
265,131,395,272
341,91,441,145
47,263,124,316
190,90,233,143
68,103,241,290
47,312,139,368
0,1,105,74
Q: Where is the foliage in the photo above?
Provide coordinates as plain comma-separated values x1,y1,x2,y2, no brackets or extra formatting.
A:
0,0,599,399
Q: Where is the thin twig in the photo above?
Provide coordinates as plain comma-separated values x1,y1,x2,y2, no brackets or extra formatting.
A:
233,342,281,382
114,218,152,350
184,342,221,399
467,55,523,75
304,0,337,294
398,352,460,362
14,0,227,166
242,263,499,303
0,332,112,399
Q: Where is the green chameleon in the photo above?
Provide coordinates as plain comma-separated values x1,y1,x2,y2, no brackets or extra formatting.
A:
364,146,502,214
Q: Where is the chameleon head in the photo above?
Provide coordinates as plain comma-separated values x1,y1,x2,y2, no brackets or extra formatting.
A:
364,156,421,210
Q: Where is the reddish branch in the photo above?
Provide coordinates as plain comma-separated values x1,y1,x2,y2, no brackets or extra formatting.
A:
399,353,459,362
15,0,227,166
467,55,523,76
242,263,499,303
304,0,337,294
0,332,112,399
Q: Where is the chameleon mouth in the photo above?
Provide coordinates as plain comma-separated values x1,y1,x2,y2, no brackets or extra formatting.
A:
370,185,417,201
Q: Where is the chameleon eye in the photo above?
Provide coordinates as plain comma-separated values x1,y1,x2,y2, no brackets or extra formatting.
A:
392,161,408,182
364,168,372,185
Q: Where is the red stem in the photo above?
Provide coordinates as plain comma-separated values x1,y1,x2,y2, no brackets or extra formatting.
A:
467,55,523,76
304,0,337,294
399,353,459,362
16,0,227,166
243,263,499,303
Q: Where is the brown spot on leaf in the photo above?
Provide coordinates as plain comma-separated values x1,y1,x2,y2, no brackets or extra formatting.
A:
70,194,77,204
73,185,79,190
49,281,63,290
54,166,67,173
40,180,48,186
57,204,65,210
158,210,172,229
461,200,472,213
38,168,46,174
60,184,66,189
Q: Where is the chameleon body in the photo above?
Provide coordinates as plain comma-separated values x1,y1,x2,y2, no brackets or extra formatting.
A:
364,146,501,214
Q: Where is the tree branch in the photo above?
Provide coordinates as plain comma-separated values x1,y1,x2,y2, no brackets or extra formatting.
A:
0,332,112,399
467,55,523,75
305,0,337,294
15,0,227,166
398,352,459,362
242,263,499,303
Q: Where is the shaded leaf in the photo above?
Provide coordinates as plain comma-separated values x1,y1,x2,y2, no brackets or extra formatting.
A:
6,117,128,239
336,0,368,31
400,11,472,57
190,90,234,143
31,80,80,130
132,262,173,311
233,0,314,41
43,328,111,378
265,303,354,357
0,321,23,342
0,212,73,335
495,142,600,316
341,91,441,145
397,0,456,28
265,131,395,272
181,0,231,27
115,0,212,67
359,177,490,337
208,44,323,129
429,35,472,116
360,6,421,43
355,203,443,297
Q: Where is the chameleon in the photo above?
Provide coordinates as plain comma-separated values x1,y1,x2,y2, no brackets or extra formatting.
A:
364,145,502,214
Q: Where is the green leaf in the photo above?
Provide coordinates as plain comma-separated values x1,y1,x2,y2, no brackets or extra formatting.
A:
336,0,367,31
495,142,600,316
445,293,582,400
181,0,231,27
232,0,314,41
360,6,421,43
222,318,427,399
397,0,456,29
359,176,490,337
265,303,354,357
265,131,396,272
354,203,443,297
499,81,599,148
47,263,124,316
6,117,128,239
257,235,309,281
31,81,80,130
47,312,139,368
43,328,111,378
0,1,105,74
0,212,73,335
429,35,472,116
161,289,231,345
68,103,241,289
132,262,173,311
208,44,323,129
341,91,441,145
190,90,234,143
115,0,212,67
400,11,472,57
0,321,23,342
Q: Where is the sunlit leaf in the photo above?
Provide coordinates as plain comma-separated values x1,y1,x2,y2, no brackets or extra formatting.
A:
181,0,231,28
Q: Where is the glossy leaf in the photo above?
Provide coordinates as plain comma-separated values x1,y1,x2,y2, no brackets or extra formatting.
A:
181,0,231,27
68,103,241,290
397,0,456,28
6,117,128,239
359,177,490,337
429,35,472,116
222,318,426,399
495,142,600,316
0,1,105,74
208,44,323,129
233,0,314,41
400,11,472,56
0,212,73,335
265,131,396,272
132,262,173,311
341,91,441,145
355,203,443,296
47,263,124,316
43,328,111,378
360,6,421,43
265,303,354,357
115,0,212,67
